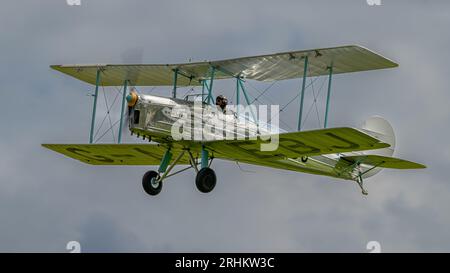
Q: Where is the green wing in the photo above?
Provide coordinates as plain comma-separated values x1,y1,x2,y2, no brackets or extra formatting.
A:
41,144,192,165
207,127,389,161
42,127,389,169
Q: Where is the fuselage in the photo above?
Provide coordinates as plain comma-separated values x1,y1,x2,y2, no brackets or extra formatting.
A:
128,94,382,182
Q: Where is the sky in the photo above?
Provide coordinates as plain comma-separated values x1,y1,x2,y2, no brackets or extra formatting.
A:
1,0,450,252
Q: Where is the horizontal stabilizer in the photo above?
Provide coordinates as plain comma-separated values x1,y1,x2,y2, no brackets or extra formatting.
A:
341,155,426,169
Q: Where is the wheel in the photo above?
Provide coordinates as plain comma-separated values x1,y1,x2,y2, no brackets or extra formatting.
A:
142,170,162,196
195,167,217,193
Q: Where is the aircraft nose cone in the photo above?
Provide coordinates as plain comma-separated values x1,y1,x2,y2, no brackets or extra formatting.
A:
126,92,138,107
126,94,132,102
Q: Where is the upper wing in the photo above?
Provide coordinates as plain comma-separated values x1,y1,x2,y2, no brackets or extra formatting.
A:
206,127,390,162
51,45,397,86
339,155,426,169
42,144,193,165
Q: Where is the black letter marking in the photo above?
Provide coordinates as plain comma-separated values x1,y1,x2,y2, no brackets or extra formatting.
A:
66,148,115,163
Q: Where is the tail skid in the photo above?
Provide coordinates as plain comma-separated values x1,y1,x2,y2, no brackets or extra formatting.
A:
339,152,426,196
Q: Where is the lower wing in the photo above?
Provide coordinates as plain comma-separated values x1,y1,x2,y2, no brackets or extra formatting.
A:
41,143,192,165
42,127,389,171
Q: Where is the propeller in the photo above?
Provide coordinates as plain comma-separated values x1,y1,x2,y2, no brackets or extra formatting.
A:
120,47,144,140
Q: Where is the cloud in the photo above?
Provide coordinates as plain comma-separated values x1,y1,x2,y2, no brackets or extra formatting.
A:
78,212,146,252
0,0,449,252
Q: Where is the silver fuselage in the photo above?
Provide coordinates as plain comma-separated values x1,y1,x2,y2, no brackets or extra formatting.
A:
129,94,381,182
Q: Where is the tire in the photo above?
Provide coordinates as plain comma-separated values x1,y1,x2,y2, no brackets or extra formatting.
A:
195,167,217,193
142,170,162,196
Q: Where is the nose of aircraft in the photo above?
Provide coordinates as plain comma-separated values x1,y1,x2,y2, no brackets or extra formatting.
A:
126,92,139,107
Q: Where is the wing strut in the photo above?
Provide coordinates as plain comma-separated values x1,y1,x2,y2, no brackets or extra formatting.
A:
88,69,130,144
89,68,101,143
236,77,258,124
297,55,309,131
296,54,335,131
324,64,333,128
118,79,128,143
203,66,216,104
172,68,178,98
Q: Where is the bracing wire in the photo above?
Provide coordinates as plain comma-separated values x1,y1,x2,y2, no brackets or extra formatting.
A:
93,84,122,143
267,76,321,124
301,76,327,130
102,85,116,143
95,119,121,143
248,81,278,104
239,81,296,132
235,161,256,173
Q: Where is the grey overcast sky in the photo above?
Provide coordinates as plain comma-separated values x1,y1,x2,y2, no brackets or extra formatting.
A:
1,0,449,252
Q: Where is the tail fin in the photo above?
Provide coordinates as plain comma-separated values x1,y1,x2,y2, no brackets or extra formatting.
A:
339,116,425,180
356,116,395,178
360,116,395,157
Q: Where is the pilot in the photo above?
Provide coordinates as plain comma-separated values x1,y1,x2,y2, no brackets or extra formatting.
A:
215,95,228,113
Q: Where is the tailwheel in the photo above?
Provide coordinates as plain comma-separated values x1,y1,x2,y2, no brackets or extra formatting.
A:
142,170,162,196
195,167,216,193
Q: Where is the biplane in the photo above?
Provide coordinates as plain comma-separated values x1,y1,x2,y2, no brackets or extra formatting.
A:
43,45,425,196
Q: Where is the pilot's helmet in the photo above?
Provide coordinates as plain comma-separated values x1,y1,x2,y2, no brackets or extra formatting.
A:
216,95,228,110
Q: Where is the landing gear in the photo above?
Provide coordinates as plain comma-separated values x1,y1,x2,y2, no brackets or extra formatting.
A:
195,167,216,193
142,170,162,196
195,146,216,193
141,148,175,196
141,147,217,196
